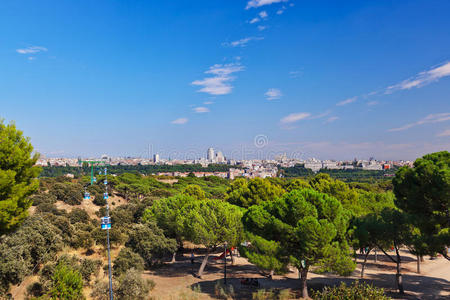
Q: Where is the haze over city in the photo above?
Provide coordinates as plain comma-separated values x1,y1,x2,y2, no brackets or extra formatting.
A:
1,0,450,160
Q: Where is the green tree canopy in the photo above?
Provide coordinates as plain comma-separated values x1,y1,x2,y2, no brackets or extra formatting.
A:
243,188,355,298
0,120,41,234
113,247,145,276
393,151,450,259
226,178,285,208
182,198,243,277
143,194,197,247
182,184,207,200
48,261,84,300
126,221,177,267
309,174,360,214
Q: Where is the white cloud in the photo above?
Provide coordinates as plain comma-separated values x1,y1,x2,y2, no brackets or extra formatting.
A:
437,129,450,137
386,62,450,94
367,101,379,106
265,88,282,100
280,112,311,124
171,118,188,125
336,96,357,106
249,17,260,24
16,46,48,54
289,70,302,78
388,113,450,132
257,25,267,31
277,5,287,14
193,106,210,113
310,111,331,120
192,63,244,95
259,11,268,19
203,101,214,105
326,116,339,123
223,36,264,47
246,0,288,9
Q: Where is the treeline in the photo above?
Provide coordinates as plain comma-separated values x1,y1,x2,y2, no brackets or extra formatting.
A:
280,164,397,181
40,163,236,177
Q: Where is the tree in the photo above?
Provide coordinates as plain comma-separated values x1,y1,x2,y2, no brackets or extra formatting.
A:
352,214,390,278
225,178,250,207
243,189,355,298
309,174,360,214
113,248,145,276
393,151,450,259
285,178,310,192
239,232,288,278
226,178,285,208
48,261,84,300
126,221,177,267
369,208,412,294
143,194,196,261
182,184,207,200
0,120,41,234
183,199,243,277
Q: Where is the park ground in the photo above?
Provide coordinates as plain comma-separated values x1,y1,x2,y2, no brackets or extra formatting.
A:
144,248,450,300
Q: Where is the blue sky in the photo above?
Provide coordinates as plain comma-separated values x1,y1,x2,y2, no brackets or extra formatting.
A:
1,0,449,160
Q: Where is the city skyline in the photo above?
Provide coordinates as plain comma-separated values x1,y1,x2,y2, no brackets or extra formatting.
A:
1,0,450,160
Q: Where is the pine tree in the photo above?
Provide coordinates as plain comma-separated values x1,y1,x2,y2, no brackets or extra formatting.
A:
0,120,41,235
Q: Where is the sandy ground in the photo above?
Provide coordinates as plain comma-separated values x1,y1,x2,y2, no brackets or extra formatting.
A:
144,249,450,300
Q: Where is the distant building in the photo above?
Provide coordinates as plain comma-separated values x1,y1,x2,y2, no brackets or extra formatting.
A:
216,151,225,163
153,154,160,163
207,148,215,162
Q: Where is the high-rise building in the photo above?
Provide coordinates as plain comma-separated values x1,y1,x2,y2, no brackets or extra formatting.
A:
207,148,215,162
153,154,160,163
216,151,225,163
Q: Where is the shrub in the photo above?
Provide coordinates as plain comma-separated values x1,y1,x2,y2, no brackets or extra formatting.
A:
71,229,94,249
113,248,145,276
311,281,391,300
35,202,60,215
151,188,172,198
91,269,154,300
125,222,177,267
91,279,117,300
46,214,73,245
50,182,83,205
214,280,235,299
0,216,63,294
26,281,44,298
69,208,91,224
31,193,57,206
116,268,154,300
48,261,84,300
92,227,128,247
80,259,102,284
93,194,106,206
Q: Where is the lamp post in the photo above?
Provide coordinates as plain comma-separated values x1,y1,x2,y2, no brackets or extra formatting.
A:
100,167,113,300
224,241,228,284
